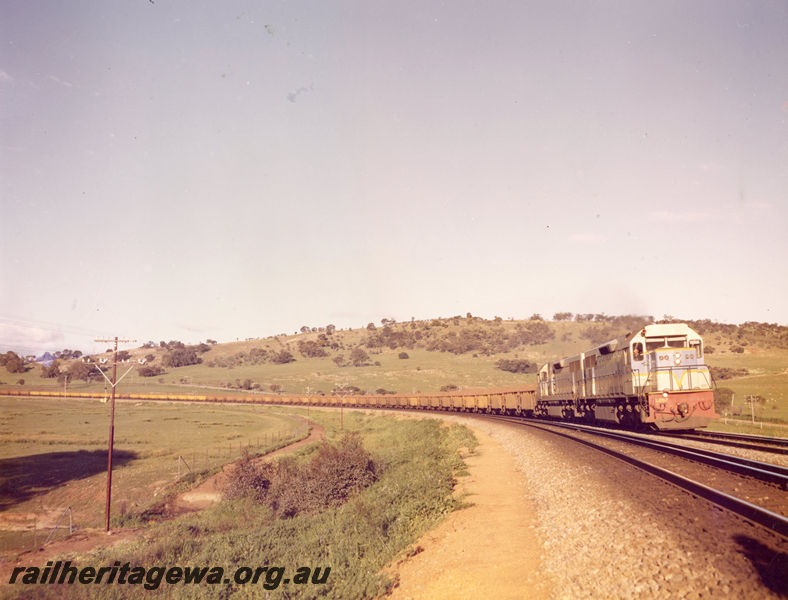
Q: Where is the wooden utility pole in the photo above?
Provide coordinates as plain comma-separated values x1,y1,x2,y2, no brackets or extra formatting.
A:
93,336,136,533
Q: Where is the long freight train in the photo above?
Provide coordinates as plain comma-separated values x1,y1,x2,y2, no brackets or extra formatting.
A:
0,323,718,430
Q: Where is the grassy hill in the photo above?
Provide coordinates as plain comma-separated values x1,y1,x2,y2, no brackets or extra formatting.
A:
2,315,787,422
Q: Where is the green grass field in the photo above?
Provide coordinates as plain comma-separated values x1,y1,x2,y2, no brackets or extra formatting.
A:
1,403,478,600
0,348,536,396
704,348,788,424
0,397,306,551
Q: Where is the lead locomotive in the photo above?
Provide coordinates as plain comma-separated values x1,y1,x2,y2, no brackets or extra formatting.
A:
536,323,718,429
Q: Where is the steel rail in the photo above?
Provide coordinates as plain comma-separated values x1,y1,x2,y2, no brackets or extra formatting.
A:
687,430,788,446
657,430,788,455
513,418,788,485
488,416,788,539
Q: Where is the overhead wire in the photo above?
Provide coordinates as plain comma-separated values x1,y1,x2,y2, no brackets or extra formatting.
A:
0,314,134,355
0,314,129,340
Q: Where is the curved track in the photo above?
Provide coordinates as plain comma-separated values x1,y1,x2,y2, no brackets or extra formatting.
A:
516,419,788,484
485,416,788,539
657,430,788,455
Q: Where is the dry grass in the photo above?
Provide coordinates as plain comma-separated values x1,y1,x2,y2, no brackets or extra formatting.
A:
0,397,304,533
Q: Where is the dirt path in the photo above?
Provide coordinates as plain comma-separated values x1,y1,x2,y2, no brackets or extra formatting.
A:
172,420,325,512
384,426,550,600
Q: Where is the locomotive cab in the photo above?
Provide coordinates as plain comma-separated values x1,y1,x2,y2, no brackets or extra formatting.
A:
630,324,717,429
630,327,712,393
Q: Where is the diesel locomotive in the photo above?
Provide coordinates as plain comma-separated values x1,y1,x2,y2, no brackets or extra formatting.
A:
536,323,718,429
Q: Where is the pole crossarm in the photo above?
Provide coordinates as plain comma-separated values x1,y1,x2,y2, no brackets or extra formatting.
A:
91,338,137,387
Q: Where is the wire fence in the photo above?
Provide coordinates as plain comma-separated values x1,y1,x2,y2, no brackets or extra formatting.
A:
173,426,308,478
2,423,312,552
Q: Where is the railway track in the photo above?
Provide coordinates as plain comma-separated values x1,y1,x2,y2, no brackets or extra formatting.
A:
525,419,788,484
487,416,788,539
657,430,788,455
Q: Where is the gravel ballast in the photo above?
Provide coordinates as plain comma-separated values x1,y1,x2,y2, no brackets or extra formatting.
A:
440,414,788,599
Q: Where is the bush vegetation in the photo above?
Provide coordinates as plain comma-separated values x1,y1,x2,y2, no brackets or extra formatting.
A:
162,348,202,368
66,361,94,381
137,365,165,377
40,360,61,378
350,347,370,366
0,351,27,373
226,433,377,517
297,340,328,358
271,349,295,364
710,366,749,380
39,415,477,600
495,358,536,374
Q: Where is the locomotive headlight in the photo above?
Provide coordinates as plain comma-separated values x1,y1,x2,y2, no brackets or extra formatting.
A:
674,351,681,365
662,392,669,398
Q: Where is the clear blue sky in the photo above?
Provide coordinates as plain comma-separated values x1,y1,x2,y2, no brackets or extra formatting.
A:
2,1,787,355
